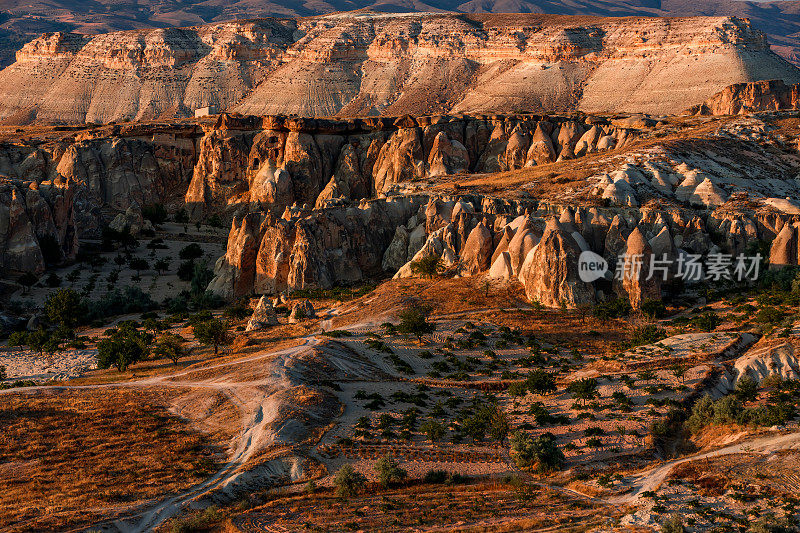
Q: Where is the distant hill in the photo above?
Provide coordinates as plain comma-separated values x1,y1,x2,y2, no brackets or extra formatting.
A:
0,13,798,124
1,0,800,67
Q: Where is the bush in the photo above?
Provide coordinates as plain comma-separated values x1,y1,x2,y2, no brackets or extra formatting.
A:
177,259,195,281
626,325,667,348
593,298,631,320
374,456,407,487
96,324,151,371
44,288,85,327
151,333,187,365
691,312,721,332
85,286,156,322
190,261,214,295
524,369,557,395
641,299,667,319
179,243,204,261
420,419,446,442
333,464,366,499
510,432,565,472
410,255,443,278
661,514,685,533
396,305,436,341
128,258,150,273
45,272,61,287
173,208,190,223
192,318,231,355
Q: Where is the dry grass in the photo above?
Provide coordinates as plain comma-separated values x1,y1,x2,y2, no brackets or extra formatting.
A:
226,480,608,532
330,276,629,357
0,387,224,532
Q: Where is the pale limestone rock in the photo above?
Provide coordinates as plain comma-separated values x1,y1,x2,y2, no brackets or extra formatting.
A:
769,223,799,266
525,123,557,166
689,178,729,208
617,226,660,309
596,135,616,150
519,218,595,308
488,251,513,280
283,132,324,207
314,176,347,209
373,127,425,193
383,225,410,272
246,296,279,331
428,132,469,176
602,180,639,207
504,127,529,170
506,219,541,276
459,220,493,275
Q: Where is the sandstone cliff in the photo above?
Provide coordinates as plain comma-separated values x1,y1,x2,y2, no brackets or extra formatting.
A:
184,113,632,218
1,14,798,124
686,79,800,115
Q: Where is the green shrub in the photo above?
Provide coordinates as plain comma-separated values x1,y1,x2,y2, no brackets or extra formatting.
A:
510,432,565,472
333,464,366,499
374,456,407,487
593,298,631,320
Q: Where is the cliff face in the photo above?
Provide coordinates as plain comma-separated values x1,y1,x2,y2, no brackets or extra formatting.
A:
184,113,635,219
1,13,798,124
0,123,198,273
686,79,800,115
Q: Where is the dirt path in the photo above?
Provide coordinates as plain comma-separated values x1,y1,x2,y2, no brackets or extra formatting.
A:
2,336,321,533
608,431,800,504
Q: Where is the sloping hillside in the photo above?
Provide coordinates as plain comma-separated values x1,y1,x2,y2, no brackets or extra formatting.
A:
0,13,798,124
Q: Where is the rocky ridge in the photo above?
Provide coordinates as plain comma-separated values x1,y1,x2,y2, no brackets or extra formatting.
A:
206,113,800,308
185,112,634,219
1,13,799,124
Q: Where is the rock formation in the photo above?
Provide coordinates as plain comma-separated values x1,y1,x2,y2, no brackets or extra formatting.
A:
518,218,595,308
246,296,279,331
686,79,800,115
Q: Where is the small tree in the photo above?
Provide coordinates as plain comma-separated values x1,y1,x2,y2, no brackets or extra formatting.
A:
396,305,436,343
179,243,204,261
661,514,685,533
374,456,407,487
420,419,446,442
129,258,149,275
410,255,443,278
568,378,599,407
671,364,688,385
735,375,759,403
525,369,557,395
151,333,186,365
192,318,231,355
487,404,510,444
44,288,84,328
96,325,150,372
154,258,171,274
510,432,565,473
333,464,366,499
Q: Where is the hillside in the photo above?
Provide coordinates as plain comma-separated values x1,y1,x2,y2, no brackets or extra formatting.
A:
0,13,798,124
2,0,800,69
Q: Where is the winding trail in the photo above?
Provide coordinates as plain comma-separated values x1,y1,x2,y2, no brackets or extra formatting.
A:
607,430,800,504
5,335,322,533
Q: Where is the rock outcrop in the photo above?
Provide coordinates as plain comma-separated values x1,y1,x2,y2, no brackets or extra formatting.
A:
246,296,279,331
518,218,595,308
686,79,800,115
185,113,629,219
1,14,798,124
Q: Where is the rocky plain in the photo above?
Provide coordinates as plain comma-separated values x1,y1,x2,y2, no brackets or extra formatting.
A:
3,9,800,533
